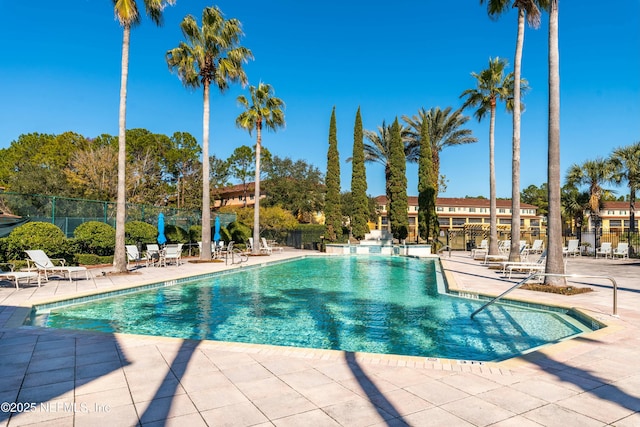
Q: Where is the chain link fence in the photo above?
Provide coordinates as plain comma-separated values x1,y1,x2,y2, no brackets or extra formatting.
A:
0,191,235,237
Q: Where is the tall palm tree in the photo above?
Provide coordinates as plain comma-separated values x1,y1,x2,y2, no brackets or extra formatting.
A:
460,57,519,256
403,106,477,191
166,6,252,260
112,0,174,273
610,141,640,246
545,0,563,283
481,0,543,261
561,185,590,245
236,83,285,255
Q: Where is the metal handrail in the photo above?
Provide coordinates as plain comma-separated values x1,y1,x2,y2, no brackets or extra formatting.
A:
470,272,619,319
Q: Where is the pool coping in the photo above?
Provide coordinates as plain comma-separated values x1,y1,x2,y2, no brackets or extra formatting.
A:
17,254,610,369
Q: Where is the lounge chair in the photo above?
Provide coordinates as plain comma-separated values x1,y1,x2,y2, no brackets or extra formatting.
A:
500,252,547,279
483,240,510,264
161,243,183,266
530,239,544,254
0,263,41,290
24,250,89,282
260,237,273,255
595,242,613,259
125,245,143,266
563,239,580,257
471,240,488,259
612,242,629,259
146,244,161,266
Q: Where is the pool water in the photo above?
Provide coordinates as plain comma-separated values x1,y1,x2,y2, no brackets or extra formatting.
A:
30,256,591,361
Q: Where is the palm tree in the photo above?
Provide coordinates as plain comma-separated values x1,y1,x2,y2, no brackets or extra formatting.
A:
610,141,640,247
403,106,477,191
566,158,616,247
236,83,285,255
460,57,517,256
561,185,590,245
166,6,252,260
112,0,174,273
546,0,563,283
481,0,543,262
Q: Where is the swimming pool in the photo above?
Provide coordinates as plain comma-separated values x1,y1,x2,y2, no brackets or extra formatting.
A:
28,256,594,361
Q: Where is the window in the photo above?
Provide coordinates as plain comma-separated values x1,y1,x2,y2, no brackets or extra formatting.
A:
469,207,476,213
468,218,482,223
436,207,444,212
499,208,506,213
499,219,511,224
530,219,540,227
452,218,466,226
449,207,455,212
609,220,622,227
438,217,450,226
408,217,416,225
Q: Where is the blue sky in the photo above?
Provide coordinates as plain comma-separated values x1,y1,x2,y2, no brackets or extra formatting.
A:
1,1,638,199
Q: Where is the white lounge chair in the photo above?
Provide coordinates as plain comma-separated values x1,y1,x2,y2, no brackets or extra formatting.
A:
595,242,613,259
471,240,488,259
25,250,89,282
612,242,629,259
161,243,183,266
146,244,161,266
500,252,547,279
563,239,580,257
260,237,273,255
125,245,143,266
0,263,41,290
530,239,544,254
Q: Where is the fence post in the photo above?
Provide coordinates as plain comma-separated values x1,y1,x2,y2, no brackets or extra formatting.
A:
51,196,56,224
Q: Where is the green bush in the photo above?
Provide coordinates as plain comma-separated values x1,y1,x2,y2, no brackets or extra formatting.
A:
125,221,157,245
0,238,8,262
75,254,113,265
165,224,189,243
227,221,252,245
73,221,116,256
6,222,69,260
189,225,202,242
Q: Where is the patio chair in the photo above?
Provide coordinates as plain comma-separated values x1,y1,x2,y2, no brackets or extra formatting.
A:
24,250,89,282
125,245,143,267
595,242,613,259
500,252,547,279
260,237,273,255
563,239,580,257
612,242,629,259
161,243,183,266
471,240,488,259
530,239,544,254
0,262,41,290
146,244,161,266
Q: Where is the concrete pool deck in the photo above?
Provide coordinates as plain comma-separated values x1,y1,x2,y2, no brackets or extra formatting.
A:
0,250,638,426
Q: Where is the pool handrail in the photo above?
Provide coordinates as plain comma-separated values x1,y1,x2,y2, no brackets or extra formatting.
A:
469,272,619,319
437,245,452,258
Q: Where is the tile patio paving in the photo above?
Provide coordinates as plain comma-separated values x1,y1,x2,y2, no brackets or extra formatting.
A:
0,249,638,426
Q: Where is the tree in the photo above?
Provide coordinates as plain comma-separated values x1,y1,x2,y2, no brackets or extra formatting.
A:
235,83,285,255
480,0,542,262
403,106,477,191
228,145,257,207
350,107,369,240
263,156,324,221
417,118,438,243
521,183,548,216
565,158,616,222
388,118,409,241
561,184,590,244
610,141,640,247
112,0,174,273
325,107,342,241
166,132,201,209
460,57,521,255
166,6,252,260
65,144,118,200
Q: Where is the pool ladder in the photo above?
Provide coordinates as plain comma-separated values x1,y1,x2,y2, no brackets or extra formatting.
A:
470,272,619,319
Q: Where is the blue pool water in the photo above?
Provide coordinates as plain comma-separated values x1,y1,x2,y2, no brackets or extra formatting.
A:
29,256,591,361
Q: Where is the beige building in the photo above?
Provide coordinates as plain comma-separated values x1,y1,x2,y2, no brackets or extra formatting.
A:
374,195,543,243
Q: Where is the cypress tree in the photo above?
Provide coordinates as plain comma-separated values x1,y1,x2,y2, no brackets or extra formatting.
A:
418,118,439,242
350,107,369,240
325,107,342,241
388,117,408,241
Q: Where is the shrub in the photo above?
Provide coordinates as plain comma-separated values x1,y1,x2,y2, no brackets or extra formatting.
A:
165,224,189,243
6,222,69,260
73,221,116,256
189,225,202,242
0,238,8,262
125,221,157,245
75,254,113,265
227,221,251,245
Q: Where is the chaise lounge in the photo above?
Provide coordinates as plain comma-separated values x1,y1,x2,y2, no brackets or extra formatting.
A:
25,250,89,282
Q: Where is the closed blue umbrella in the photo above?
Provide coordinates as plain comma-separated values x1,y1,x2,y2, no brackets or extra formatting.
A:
213,216,221,245
157,213,167,245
